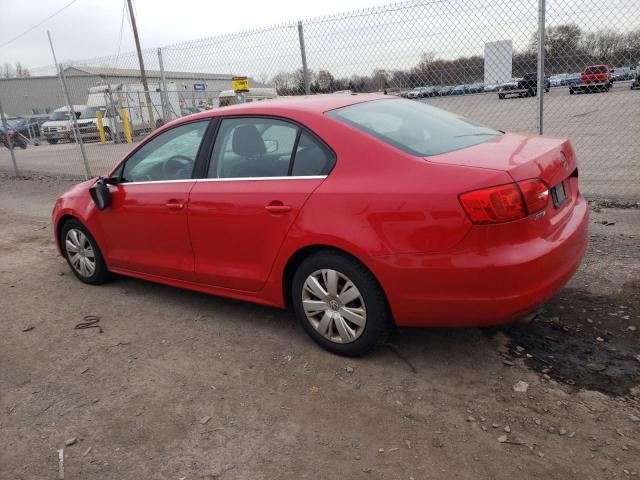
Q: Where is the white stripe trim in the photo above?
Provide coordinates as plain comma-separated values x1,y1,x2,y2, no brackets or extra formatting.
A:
196,175,327,183
119,175,327,186
119,179,195,186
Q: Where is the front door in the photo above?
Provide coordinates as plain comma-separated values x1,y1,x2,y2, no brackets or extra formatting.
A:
98,120,209,281
188,117,335,291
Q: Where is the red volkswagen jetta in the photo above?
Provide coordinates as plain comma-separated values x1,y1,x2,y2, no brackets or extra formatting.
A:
52,94,588,356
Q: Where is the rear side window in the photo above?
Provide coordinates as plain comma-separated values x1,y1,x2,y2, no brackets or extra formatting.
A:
208,117,335,178
585,66,607,74
327,99,500,156
291,132,334,176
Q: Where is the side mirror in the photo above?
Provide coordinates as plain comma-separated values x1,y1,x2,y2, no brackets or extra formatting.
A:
103,176,120,185
89,177,112,210
264,139,279,153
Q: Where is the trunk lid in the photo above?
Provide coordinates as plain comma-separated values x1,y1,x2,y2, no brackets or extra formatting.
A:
425,132,576,189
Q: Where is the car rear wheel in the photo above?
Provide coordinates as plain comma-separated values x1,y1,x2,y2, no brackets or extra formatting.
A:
61,220,111,285
292,251,392,356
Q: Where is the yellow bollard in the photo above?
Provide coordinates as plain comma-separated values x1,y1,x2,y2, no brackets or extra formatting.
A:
120,108,133,144
96,111,106,144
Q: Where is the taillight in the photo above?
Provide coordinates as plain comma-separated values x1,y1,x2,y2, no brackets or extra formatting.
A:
459,183,525,224
459,179,549,225
518,179,549,214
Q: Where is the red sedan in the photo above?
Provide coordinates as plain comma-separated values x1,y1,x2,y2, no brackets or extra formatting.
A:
52,94,588,356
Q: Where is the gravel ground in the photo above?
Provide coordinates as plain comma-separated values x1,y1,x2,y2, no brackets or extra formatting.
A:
1,175,639,480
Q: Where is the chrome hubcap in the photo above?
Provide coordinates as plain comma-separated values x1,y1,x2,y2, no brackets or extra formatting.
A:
65,229,96,278
302,269,366,344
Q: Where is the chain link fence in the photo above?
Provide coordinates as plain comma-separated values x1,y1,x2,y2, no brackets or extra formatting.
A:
1,0,638,200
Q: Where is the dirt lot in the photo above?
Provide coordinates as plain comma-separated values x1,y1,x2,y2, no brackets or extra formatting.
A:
1,175,639,480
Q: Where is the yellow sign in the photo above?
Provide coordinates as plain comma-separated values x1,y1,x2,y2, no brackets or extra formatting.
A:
232,76,250,93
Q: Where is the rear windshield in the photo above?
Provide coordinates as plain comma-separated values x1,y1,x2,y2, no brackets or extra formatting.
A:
327,98,500,156
585,66,607,73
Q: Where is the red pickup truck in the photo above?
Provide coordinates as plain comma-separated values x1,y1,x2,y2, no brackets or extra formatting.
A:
570,65,613,94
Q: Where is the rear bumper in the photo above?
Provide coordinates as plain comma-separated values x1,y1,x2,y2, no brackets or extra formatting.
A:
369,195,589,327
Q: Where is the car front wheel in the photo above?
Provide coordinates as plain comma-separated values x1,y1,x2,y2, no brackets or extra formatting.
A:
292,251,392,356
61,220,111,285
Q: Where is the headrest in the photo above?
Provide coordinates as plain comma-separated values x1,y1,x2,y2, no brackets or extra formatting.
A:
232,124,266,157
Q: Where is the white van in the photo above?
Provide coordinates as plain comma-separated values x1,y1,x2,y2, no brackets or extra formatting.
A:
41,106,86,144
218,88,278,108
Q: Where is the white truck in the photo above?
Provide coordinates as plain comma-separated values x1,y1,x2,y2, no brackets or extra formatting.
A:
41,106,86,144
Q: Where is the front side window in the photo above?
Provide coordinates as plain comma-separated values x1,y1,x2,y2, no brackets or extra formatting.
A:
327,98,500,156
121,121,208,182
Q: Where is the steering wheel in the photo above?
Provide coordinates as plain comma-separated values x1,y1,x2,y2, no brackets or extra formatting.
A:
162,155,193,180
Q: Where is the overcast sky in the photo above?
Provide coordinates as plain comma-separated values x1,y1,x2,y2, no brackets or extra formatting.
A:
1,0,635,79
0,0,388,69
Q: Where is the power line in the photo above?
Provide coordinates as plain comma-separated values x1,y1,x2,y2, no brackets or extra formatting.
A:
0,0,79,49
110,0,128,75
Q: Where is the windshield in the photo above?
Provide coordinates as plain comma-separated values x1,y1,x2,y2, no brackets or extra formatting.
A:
50,111,71,121
327,98,501,156
7,118,24,128
80,107,102,119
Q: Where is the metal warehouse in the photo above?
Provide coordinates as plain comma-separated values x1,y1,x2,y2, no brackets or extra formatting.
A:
0,66,262,115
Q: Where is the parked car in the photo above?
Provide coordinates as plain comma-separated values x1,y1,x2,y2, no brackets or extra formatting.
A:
2,116,42,139
498,78,521,91
498,73,549,99
483,83,499,92
466,82,485,94
0,127,28,149
41,106,85,144
451,85,466,95
407,87,434,98
437,85,454,96
52,94,588,356
612,66,633,81
549,74,567,87
519,72,550,94
570,65,613,94
563,73,581,86
631,63,640,90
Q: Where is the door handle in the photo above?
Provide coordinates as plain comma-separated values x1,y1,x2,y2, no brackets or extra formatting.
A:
165,201,185,210
265,203,292,214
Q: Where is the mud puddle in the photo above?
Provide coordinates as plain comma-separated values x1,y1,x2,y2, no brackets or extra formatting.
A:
501,281,640,396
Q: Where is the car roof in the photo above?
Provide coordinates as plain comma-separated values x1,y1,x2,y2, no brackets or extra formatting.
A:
187,93,391,120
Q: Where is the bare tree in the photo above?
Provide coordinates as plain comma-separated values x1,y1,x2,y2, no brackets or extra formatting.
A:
14,62,30,78
1,62,13,78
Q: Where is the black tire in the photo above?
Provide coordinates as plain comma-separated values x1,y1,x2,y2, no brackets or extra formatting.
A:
47,139,58,144
60,219,111,285
291,250,393,356
498,94,504,99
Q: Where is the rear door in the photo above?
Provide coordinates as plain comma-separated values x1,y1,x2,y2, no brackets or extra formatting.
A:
188,116,334,291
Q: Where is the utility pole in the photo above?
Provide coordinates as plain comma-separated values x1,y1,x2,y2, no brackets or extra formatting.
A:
126,0,155,131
